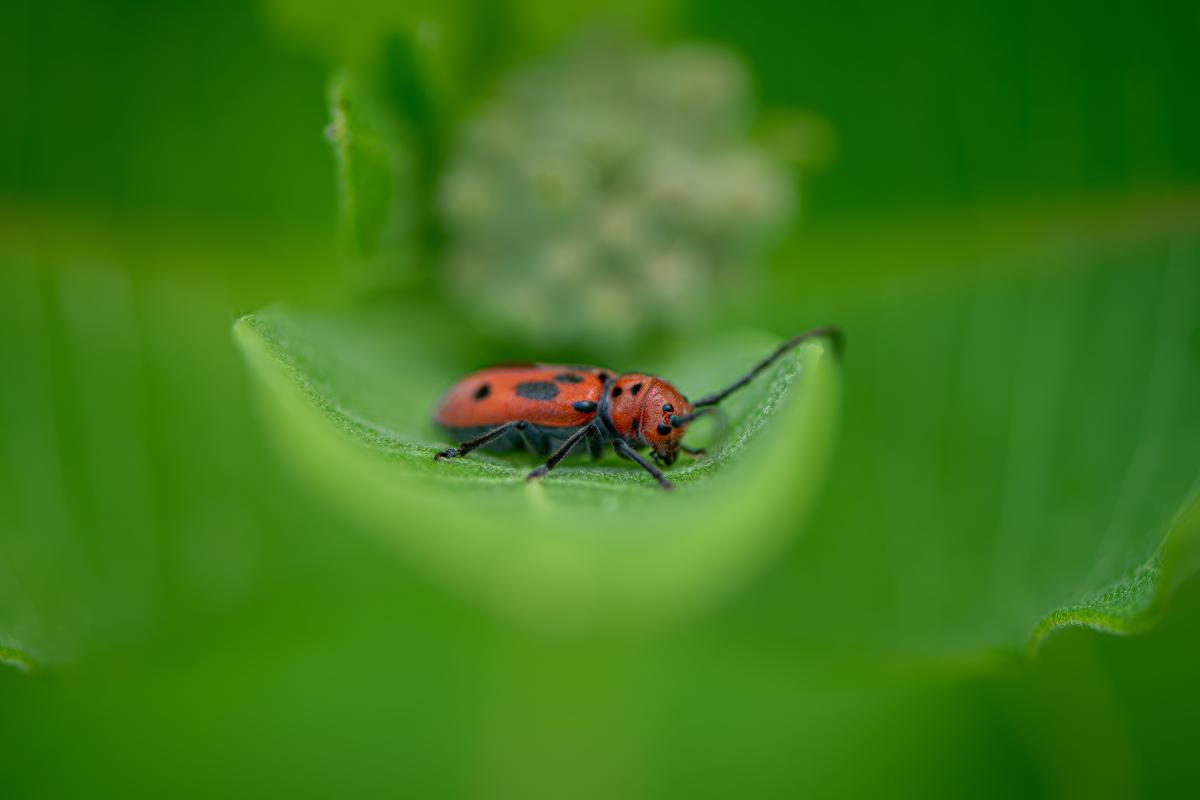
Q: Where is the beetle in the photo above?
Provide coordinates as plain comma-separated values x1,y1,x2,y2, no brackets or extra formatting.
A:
433,326,842,490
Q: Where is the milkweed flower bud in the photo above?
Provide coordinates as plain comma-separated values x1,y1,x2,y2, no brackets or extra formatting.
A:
439,35,795,350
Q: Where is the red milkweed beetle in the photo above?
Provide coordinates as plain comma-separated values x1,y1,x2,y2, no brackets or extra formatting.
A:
434,326,843,490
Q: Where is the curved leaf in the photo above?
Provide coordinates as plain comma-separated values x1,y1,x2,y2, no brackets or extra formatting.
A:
1028,486,1200,650
236,303,841,628
740,237,1200,655
0,643,37,674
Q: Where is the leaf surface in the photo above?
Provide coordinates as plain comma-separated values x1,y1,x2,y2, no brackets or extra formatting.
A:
738,237,1200,654
236,304,842,628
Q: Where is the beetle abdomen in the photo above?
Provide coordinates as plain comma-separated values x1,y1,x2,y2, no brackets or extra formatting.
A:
435,364,609,430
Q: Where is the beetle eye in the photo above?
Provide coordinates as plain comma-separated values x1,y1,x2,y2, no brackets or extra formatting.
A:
662,403,673,412
656,422,672,436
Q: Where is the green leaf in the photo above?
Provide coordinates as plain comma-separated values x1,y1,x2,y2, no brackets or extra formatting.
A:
234,227,1200,648
5,205,1200,798
235,303,842,628
0,228,359,666
1028,486,1200,651
0,643,37,674
326,73,420,286
263,0,478,85
736,235,1200,655
509,0,684,49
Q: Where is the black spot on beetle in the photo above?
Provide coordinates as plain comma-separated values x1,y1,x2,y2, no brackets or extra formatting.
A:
597,372,610,383
656,423,672,436
662,403,673,412
631,382,643,396
572,400,597,413
611,386,623,397
516,381,560,401
555,373,584,383
473,383,491,400
631,417,639,430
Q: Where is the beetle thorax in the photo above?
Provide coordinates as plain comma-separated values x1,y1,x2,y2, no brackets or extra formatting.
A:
605,373,650,440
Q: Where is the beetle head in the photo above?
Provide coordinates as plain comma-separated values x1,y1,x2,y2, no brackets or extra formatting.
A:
638,380,692,466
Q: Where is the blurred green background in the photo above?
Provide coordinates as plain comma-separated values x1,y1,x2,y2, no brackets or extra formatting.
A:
3,0,1200,797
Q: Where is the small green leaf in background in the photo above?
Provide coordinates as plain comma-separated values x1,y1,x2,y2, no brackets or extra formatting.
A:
236,305,841,628
326,72,420,287
262,0,479,93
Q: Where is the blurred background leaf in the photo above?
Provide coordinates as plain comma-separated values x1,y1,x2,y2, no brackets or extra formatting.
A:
745,234,1200,655
685,0,1200,223
0,0,335,241
326,72,423,287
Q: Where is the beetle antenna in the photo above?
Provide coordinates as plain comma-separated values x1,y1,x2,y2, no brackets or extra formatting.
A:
669,407,717,427
692,325,843,408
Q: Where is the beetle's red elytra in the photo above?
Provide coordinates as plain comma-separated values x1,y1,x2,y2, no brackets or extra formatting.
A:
434,326,843,490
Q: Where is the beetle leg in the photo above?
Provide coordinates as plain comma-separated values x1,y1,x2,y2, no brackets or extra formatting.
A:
680,444,706,457
585,425,607,460
613,438,674,490
435,421,528,460
526,424,596,482
511,422,543,454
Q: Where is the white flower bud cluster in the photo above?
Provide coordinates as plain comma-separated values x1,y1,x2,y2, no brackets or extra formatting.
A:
438,36,794,349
